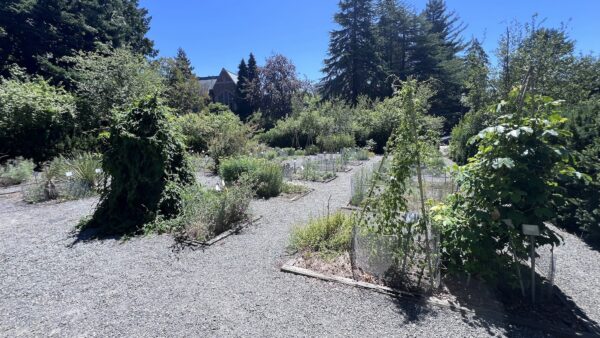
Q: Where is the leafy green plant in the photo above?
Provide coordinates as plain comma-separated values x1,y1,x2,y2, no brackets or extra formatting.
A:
449,108,496,164
83,96,193,235
317,133,355,153
219,156,283,198
176,104,249,167
0,69,77,163
362,79,441,289
0,157,34,186
289,212,353,258
433,90,579,285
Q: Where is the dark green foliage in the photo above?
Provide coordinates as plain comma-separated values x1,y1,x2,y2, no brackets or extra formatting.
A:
0,0,154,83
321,0,382,103
316,134,356,153
66,47,164,132
235,58,251,120
84,96,193,235
0,70,77,163
246,53,260,113
435,92,575,283
219,156,283,198
176,104,249,166
162,48,206,115
556,99,600,242
449,108,495,165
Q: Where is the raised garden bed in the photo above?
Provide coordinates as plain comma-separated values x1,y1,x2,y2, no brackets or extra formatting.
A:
173,215,263,250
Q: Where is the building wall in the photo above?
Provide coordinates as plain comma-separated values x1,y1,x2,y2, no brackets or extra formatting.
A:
212,70,237,111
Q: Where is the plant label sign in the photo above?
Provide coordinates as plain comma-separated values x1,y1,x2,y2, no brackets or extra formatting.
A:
522,224,540,236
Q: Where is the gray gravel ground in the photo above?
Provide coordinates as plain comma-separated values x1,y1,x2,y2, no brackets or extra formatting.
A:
1,157,550,337
537,225,600,327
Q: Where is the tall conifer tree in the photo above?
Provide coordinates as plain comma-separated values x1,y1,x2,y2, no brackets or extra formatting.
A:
321,0,381,104
235,58,252,120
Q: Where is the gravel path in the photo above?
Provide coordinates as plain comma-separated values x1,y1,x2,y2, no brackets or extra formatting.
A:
1,158,546,337
537,225,600,327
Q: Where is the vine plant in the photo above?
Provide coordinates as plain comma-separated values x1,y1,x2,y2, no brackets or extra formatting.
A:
355,78,443,289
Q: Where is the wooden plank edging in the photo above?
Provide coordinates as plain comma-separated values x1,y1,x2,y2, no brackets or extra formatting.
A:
280,262,595,337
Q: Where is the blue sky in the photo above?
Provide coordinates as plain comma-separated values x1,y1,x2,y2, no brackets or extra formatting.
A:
140,0,600,81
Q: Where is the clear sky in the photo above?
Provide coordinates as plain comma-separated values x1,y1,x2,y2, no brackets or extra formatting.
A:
140,0,600,81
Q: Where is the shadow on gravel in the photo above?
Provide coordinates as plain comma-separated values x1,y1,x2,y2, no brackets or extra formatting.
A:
441,271,600,337
67,227,126,247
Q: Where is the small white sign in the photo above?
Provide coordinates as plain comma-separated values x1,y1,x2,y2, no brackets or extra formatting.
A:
522,224,540,236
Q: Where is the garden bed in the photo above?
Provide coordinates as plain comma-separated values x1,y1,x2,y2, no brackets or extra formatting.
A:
173,215,263,249
281,254,598,337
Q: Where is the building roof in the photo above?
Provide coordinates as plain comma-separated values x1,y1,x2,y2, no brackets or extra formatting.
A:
198,68,238,95
198,76,218,95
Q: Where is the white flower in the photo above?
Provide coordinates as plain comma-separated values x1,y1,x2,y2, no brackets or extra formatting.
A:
65,171,73,178
95,168,102,174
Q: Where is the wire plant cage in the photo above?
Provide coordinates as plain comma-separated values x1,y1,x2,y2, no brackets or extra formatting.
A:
350,161,456,291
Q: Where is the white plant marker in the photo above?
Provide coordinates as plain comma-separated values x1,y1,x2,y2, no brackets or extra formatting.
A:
522,224,540,304
65,171,73,178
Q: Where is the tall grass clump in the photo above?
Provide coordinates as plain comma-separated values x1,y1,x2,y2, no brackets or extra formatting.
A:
23,153,103,202
219,156,283,198
0,157,34,186
156,181,253,240
350,166,373,206
289,212,353,257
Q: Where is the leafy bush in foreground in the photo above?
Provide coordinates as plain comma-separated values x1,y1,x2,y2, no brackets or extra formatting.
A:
84,96,193,235
0,157,34,186
219,156,283,198
433,92,577,284
289,212,353,257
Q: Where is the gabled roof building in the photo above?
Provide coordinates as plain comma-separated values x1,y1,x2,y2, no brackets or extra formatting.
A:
199,68,238,111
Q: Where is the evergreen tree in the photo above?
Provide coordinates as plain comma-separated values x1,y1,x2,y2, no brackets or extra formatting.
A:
412,0,466,128
321,0,381,104
462,38,490,111
235,58,252,120
163,48,205,115
374,0,414,97
0,0,155,83
246,53,260,113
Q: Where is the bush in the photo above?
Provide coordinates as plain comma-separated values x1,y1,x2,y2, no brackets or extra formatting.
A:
449,108,495,165
434,92,574,284
219,156,283,198
83,96,193,235
155,181,252,240
316,133,356,153
305,145,319,155
289,212,353,257
0,157,34,187
0,70,77,163
176,104,248,167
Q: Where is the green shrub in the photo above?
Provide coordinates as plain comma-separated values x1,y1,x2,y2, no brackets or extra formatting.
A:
305,145,319,155
289,212,353,257
316,133,356,153
0,157,34,186
176,104,248,167
83,96,193,235
219,156,283,198
434,92,575,284
350,166,373,206
449,108,495,164
0,70,77,163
